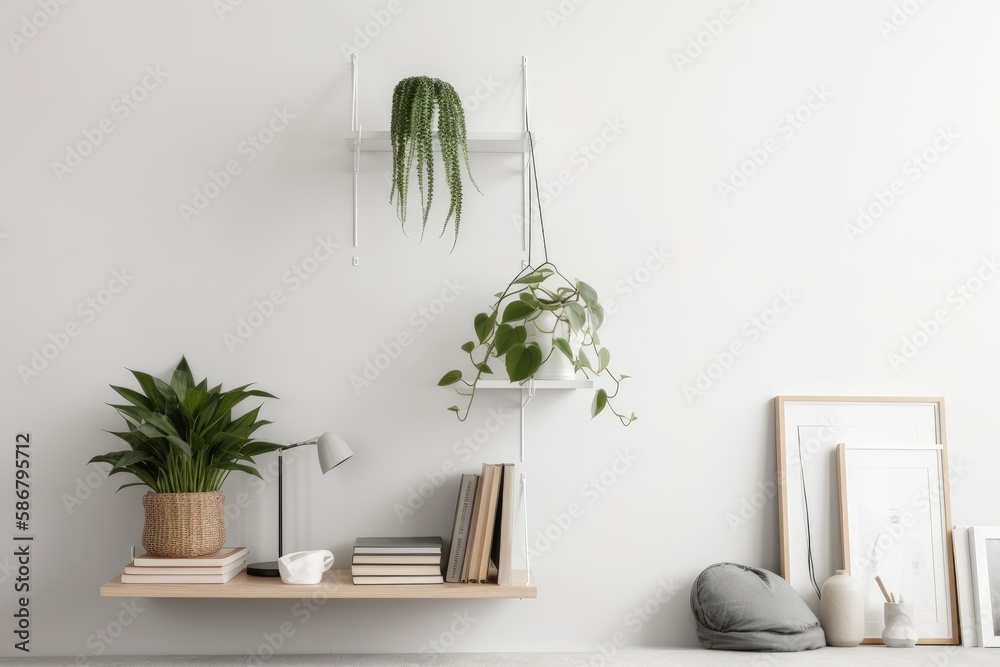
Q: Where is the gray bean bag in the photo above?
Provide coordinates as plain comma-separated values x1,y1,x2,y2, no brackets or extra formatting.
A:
690,562,826,651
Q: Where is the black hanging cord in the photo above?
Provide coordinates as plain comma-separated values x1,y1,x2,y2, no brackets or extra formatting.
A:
523,115,549,266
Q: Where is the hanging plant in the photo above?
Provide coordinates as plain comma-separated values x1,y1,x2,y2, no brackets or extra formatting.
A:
389,76,479,249
437,262,636,426
437,130,636,426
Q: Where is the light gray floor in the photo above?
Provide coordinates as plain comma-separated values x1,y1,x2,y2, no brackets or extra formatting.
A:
1,647,996,666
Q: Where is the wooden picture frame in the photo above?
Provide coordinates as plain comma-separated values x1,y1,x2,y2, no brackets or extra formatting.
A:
969,526,1000,647
774,396,948,617
837,444,958,644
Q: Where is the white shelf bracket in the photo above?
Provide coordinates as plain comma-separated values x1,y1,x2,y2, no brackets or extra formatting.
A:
351,52,361,266
521,56,530,260
518,377,536,462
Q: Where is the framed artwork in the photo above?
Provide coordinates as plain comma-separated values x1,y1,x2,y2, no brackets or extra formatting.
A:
774,397,947,615
838,444,958,644
969,526,1000,647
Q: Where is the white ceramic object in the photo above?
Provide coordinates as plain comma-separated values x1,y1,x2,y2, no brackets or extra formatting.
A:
278,550,334,585
526,310,576,380
820,570,864,646
882,602,918,648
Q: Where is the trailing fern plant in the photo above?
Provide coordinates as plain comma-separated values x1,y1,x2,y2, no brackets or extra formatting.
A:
390,76,479,248
89,357,284,493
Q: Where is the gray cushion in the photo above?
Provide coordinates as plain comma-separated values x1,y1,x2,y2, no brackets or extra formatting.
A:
690,562,826,651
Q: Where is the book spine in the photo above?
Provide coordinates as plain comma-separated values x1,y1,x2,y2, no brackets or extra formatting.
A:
446,474,478,583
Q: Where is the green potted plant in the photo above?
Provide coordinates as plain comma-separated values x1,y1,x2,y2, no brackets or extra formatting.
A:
437,262,635,426
89,357,283,557
390,76,479,248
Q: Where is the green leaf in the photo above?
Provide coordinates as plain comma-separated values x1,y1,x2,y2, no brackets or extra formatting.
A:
577,280,599,307
564,302,587,333
578,349,592,371
597,348,611,373
477,362,493,374
514,271,547,284
505,343,542,382
110,385,155,410
447,406,460,413
438,370,463,386
587,301,605,332
592,389,608,418
460,341,476,353
501,300,536,324
494,323,526,356
553,337,574,361
474,312,494,344
518,292,540,308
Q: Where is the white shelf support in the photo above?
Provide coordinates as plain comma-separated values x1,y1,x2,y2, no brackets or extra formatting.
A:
477,379,592,462
351,52,361,266
521,56,530,259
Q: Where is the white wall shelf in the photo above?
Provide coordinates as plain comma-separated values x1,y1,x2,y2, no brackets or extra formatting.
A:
345,130,531,154
101,569,535,599
477,379,593,390
347,54,532,264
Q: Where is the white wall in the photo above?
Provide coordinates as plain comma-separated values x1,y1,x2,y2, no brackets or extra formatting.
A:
2,0,1000,658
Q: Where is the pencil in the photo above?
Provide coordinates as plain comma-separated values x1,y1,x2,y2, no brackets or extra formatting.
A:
875,575,892,603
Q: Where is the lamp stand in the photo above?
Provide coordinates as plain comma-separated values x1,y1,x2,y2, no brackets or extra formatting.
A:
247,451,284,577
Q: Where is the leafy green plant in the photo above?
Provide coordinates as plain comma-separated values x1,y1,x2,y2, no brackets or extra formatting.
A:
437,263,636,426
390,76,479,248
89,357,283,493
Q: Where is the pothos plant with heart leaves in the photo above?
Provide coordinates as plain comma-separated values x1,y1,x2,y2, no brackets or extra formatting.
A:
436,126,635,426
437,263,635,425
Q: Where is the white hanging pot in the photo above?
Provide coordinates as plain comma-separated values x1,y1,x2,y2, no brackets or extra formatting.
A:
525,310,577,381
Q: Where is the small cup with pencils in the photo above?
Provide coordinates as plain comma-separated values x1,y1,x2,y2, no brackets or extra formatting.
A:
875,575,917,648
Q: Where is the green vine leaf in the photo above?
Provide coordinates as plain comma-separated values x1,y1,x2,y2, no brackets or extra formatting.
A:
504,343,542,382
553,337,574,361
474,312,493,344
501,300,536,324
564,302,587,333
597,348,611,373
438,370,463,386
592,389,608,418
460,341,475,353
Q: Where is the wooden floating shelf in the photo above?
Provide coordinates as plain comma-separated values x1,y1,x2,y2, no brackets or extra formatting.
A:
100,569,536,599
345,130,532,153
476,379,594,390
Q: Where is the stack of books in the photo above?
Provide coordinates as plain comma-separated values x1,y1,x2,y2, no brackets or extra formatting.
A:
351,537,444,584
445,463,517,585
119,546,248,584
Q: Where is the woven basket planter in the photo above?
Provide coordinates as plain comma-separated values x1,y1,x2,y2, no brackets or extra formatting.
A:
141,491,225,558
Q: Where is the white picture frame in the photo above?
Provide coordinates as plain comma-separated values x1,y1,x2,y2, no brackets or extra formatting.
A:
837,444,958,644
953,525,979,647
969,526,1000,647
774,397,947,615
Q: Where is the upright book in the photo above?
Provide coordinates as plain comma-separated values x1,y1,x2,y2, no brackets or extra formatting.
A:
473,463,502,583
462,463,493,583
491,463,516,586
445,473,479,583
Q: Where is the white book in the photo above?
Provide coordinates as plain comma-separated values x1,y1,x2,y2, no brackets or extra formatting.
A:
121,564,244,584
124,557,246,576
131,546,248,568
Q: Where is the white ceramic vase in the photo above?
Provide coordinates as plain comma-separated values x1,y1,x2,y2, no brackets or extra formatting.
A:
820,570,864,647
525,310,576,381
882,602,918,648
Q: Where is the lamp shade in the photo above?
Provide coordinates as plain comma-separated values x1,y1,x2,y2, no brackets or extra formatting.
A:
316,432,353,473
